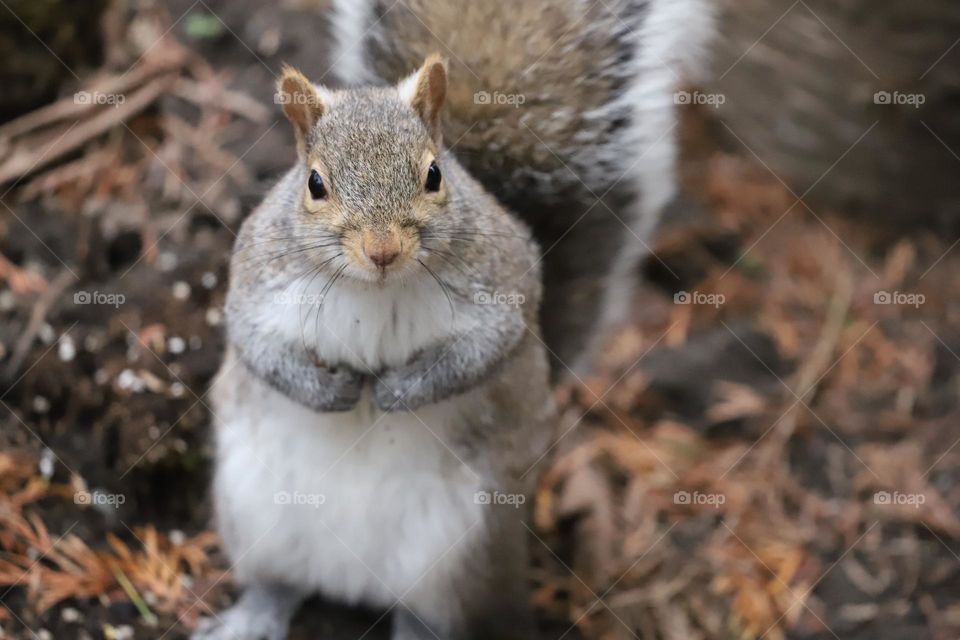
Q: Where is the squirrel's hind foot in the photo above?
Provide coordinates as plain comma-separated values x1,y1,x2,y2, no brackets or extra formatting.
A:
192,583,303,640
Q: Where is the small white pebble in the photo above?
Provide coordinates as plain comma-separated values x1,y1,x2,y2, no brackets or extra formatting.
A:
108,624,134,640
58,336,76,362
32,396,50,414
167,336,186,354
169,382,186,398
201,272,218,289
37,630,52,640
0,289,15,311
117,369,145,393
258,27,281,56
169,529,186,545
205,307,223,326
148,425,161,440
84,333,103,351
60,607,81,623
38,448,55,479
157,252,178,272
38,324,56,345
172,281,191,300
94,368,110,385
189,335,202,350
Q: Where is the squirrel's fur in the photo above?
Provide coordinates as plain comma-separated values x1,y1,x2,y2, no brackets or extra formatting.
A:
197,61,553,640
331,0,712,374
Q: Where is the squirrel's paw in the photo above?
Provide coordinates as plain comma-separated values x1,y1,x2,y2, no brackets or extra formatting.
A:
373,374,429,412
317,365,365,412
191,606,288,640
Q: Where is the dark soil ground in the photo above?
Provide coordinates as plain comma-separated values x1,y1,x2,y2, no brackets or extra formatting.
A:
1,2,959,640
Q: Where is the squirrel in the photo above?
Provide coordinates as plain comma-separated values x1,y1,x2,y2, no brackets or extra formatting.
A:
194,59,554,640
195,0,711,638
330,0,713,376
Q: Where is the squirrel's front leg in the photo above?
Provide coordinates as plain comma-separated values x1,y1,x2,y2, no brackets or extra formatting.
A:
373,305,526,411
226,295,366,412
235,342,365,412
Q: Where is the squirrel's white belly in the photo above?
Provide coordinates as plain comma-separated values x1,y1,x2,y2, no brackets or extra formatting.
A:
211,364,484,608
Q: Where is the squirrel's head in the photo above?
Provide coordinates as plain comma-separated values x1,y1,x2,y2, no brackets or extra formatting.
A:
276,56,449,284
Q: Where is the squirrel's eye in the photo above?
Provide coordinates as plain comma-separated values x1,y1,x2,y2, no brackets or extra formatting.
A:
425,161,442,193
308,169,327,200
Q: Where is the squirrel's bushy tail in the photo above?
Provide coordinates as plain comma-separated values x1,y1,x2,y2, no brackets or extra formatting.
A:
330,0,712,374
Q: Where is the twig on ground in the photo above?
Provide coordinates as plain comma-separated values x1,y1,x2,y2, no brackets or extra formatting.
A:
762,254,854,466
2,269,75,383
173,78,271,123
0,251,47,295
0,75,179,186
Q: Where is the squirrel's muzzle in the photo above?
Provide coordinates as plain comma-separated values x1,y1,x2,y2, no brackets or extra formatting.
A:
362,231,402,269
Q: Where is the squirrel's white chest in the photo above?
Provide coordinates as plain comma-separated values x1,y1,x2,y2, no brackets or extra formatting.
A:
214,274,485,605
211,368,484,607
262,274,461,370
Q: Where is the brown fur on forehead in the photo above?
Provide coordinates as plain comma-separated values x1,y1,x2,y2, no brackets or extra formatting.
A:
306,88,435,217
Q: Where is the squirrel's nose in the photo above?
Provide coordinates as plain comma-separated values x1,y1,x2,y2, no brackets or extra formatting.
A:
363,236,402,268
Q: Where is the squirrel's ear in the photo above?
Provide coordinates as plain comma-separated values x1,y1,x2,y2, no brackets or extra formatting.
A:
277,65,326,157
399,55,447,145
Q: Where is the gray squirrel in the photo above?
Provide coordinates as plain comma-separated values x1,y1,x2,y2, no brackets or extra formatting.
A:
196,0,710,638
197,60,553,640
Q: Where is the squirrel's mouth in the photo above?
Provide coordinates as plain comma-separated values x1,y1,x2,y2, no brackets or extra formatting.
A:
339,252,415,284
339,228,420,283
